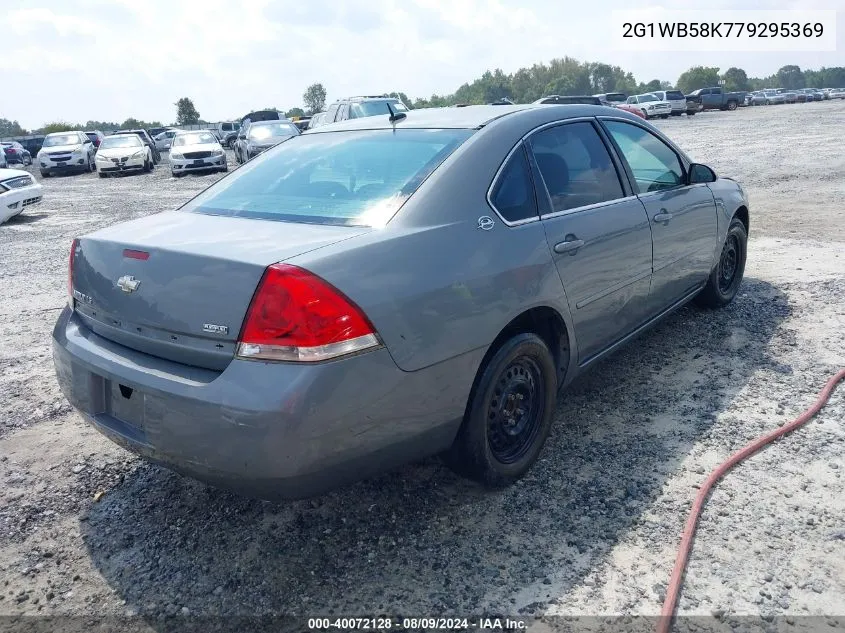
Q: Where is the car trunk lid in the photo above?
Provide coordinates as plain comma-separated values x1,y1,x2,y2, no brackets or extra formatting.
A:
71,211,370,371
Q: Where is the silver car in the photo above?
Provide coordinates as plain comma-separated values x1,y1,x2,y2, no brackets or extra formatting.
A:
154,129,179,152
54,105,749,499
168,130,227,176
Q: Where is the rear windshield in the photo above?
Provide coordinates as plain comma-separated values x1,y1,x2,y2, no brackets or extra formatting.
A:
665,91,685,99
248,122,300,139
43,134,81,147
604,93,626,103
183,129,473,227
100,136,143,149
350,100,409,118
172,132,217,146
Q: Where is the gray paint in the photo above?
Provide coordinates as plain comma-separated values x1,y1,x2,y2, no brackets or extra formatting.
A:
53,104,750,499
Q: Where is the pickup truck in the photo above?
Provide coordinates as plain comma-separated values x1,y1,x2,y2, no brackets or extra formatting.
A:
685,87,747,111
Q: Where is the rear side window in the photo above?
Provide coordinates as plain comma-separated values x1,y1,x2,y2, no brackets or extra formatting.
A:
184,129,474,227
603,120,684,193
528,122,624,213
489,147,537,223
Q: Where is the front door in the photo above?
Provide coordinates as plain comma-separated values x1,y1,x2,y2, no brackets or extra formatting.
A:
527,120,654,364
601,119,717,310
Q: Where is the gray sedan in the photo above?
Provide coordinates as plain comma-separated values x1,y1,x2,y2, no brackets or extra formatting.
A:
53,105,749,499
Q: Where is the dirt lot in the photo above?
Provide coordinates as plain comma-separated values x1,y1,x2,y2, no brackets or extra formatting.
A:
1,101,844,630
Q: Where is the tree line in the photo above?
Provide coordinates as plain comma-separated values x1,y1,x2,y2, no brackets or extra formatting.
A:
3,62,843,138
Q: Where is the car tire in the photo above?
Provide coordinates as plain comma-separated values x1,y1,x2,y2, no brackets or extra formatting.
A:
446,333,557,487
660,114,669,119
40,170,50,178
98,172,107,178
172,171,182,178
687,111,696,116
695,217,748,309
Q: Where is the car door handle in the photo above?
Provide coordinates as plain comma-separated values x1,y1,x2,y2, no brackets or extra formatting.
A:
554,239,584,254
653,211,674,224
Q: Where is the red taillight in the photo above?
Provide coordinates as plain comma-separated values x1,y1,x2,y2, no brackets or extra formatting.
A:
236,264,379,362
68,238,79,307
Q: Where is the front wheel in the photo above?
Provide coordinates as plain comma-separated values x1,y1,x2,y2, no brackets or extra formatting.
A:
446,333,557,487
40,170,50,178
695,217,748,309
660,114,670,119
727,100,738,111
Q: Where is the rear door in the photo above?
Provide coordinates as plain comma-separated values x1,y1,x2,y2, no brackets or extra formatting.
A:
527,120,654,364
601,118,717,310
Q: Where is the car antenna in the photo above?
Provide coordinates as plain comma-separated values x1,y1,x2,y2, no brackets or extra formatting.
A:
386,101,406,125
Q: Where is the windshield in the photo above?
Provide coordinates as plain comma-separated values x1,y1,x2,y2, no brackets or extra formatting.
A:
639,94,658,103
100,136,143,149
350,100,409,118
248,122,300,140
172,132,217,146
43,134,80,147
183,129,473,227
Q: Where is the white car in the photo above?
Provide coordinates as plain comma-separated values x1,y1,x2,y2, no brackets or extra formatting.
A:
625,93,673,119
169,130,227,177
37,131,96,177
95,134,154,177
154,129,179,152
1,169,44,225
0,148,6,169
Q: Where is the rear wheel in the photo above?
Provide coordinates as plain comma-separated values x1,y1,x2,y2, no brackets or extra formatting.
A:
446,333,557,487
727,100,738,111
98,172,107,178
660,114,670,119
40,170,50,178
695,217,747,309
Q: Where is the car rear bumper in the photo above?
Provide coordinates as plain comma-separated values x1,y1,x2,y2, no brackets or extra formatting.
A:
52,307,472,499
170,155,227,172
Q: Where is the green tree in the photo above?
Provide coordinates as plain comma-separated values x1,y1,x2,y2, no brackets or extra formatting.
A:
303,83,327,114
818,66,845,87
639,79,662,93
285,107,305,118
0,119,27,137
676,66,721,93
776,65,805,89
38,121,82,134
175,97,201,125
120,118,142,130
721,67,749,92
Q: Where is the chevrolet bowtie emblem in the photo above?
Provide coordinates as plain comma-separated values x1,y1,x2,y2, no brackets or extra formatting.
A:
117,275,141,293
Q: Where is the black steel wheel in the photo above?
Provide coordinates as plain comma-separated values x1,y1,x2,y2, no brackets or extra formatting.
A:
446,332,557,486
695,217,747,308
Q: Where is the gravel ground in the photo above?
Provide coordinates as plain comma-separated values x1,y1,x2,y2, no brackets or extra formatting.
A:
1,102,844,631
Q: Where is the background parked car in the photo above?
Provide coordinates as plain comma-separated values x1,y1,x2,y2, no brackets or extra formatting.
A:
0,149,6,169
2,141,33,166
0,168,43,224
147,127,170,139
686,87,746,111
84,130,105,149
36,131,96,177
169,130,227,176
745,91,765,106
214,121,241,147
782,91,798,104
95,134,154,177
625,93,672,119
321,95,409,125
154,129,179,152
233,120,300,164
292,116,312,131
762,89,786,105
112,129,161,164
614,103,647,119
651,89,687,116
307,112,327,129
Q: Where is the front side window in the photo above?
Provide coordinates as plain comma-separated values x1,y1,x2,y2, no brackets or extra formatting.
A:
528,121,624,213
183,129,473,227
603,120,685,194
489,147,537,223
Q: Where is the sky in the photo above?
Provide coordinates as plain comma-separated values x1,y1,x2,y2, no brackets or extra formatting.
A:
3,0,843,129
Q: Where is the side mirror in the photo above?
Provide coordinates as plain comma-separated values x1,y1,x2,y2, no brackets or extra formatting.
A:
688,163,717,184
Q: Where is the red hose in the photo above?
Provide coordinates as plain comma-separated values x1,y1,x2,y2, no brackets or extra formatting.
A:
658,368,845,633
